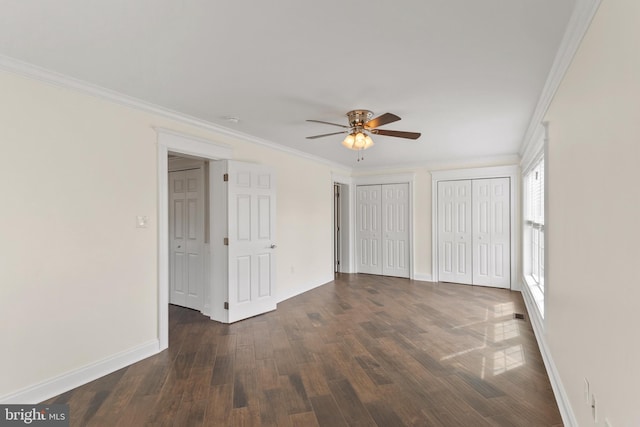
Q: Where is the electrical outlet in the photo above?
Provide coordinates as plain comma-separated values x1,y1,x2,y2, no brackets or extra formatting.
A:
591,394,597,422
583,378,590,405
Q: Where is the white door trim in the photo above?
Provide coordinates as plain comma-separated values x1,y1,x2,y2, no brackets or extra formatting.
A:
431,165,519,288
331,173,353,273
156,127,233,351
353,173,415,279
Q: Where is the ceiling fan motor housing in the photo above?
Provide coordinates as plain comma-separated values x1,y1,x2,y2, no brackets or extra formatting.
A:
347,110,373,128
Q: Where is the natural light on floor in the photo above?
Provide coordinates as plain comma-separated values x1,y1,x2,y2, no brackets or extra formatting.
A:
493,319,520,342
442,303,526,379
492,345,525,375
493,302,515,318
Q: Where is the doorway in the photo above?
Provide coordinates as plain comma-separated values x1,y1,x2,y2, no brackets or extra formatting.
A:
333,181,351,274
156,128,233,350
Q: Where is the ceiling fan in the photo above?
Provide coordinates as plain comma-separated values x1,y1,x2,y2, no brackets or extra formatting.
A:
306,109,421,160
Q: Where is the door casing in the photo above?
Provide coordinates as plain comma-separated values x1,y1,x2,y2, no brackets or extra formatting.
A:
156,128,233,351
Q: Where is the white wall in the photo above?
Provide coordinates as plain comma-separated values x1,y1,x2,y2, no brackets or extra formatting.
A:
544,1,640,425
0,69,348,400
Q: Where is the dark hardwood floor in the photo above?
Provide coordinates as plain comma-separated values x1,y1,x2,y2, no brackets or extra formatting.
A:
43,274,562,426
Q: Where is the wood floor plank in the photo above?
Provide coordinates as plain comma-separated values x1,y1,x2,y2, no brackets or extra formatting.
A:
40,275,562,426
289,411,320,427
204,383,233,425
309,395,348,427
210,354,234,386
327,378,376,426
298,362,331,397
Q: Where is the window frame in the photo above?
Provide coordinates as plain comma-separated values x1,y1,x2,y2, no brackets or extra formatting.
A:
523,156,545,317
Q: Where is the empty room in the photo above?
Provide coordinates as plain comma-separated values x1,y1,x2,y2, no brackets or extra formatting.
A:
1,0,638,426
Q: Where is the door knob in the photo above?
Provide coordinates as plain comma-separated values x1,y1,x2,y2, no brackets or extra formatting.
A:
270,244,277,249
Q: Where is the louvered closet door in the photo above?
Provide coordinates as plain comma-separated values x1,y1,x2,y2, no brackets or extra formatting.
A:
472,178,510,288
437,180,473,284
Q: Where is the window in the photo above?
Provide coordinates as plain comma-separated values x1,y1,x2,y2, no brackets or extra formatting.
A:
524,158,545,316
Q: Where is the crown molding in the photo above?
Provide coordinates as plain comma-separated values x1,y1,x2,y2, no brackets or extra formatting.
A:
519,0,603,156
351,153,520,175
0,54,351,172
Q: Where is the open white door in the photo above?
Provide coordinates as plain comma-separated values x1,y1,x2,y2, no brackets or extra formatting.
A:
226,161,277,323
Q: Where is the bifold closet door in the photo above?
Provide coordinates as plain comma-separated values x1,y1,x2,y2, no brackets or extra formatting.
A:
357,183,410,278
381,183,409,278
437,178,511,288
472,178,510,288
356,185,382,275
437,180,473,284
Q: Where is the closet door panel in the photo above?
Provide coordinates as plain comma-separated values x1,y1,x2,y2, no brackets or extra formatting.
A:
472,178,510,288
356,185,382,275
437,180,472,284
382,183,410,278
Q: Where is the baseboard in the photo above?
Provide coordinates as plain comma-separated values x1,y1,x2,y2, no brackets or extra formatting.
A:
412,273,433,282
277,276,333,303
521,282,577,427
0,339,160,404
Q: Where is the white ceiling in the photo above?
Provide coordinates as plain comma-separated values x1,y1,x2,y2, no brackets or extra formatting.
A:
0,0,575,169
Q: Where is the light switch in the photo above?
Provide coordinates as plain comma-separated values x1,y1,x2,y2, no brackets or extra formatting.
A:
136,215,149,228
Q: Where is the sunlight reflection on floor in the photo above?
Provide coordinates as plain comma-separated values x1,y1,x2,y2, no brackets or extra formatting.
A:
492,344,525,375
442,302,526,379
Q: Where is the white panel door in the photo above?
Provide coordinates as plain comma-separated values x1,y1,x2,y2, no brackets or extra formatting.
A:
437,180,472,284
356,185,382,275
382,183,410,278
169,169,204,310
472,178,510,288
227,161,277,323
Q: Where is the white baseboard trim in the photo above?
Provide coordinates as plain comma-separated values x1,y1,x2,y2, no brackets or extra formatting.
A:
0,339,160,404
521,282,577,427
277,276,334,303
413,273,433,282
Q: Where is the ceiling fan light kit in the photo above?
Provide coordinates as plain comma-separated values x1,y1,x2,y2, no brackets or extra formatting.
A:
341,132,374,151
306,109,421,161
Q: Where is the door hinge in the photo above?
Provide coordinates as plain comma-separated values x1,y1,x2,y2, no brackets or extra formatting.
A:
223,173,229,182
224,302,229,310
223,237,229,246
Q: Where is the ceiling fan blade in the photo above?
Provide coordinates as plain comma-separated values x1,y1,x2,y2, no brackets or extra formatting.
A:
371,129,421,140
306,130,348,139
306,119,350,129
365,113,401,129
